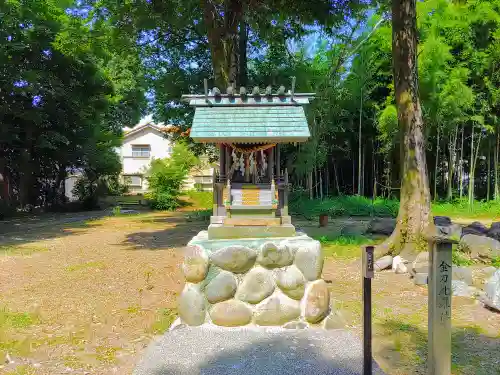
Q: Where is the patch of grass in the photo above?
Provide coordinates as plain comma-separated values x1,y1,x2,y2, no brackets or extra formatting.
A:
66,261,106,272
0,244,49,256
290,194,399,219
183,190,213,210
0,308,39,329
125,304,141,314
432,198,500,219
185,209,211,222
314,234,378,259
452,247,474,266
149,308,177,334
4,365,36,375
95,345,120,364
290,195,500,220
491,256,500,268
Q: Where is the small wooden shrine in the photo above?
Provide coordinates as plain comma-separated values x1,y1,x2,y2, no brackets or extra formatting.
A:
182,80,314,239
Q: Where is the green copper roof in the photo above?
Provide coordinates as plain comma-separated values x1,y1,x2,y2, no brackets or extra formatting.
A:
190,106,311,143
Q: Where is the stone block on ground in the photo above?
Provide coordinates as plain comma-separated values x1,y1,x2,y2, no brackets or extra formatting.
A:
304,280,330,324
209,245,257,273
257,242,293,268
487,222,500,241
374,255,393,272
451,280,475,298
367,218,396,235
133,326,386,375
178,284,206,326
462,222,489,237
236,267,275,304
274,265,306,300
452,266,473,286
459,234,500,260
473,266,497,287
209,300,252,327
205,270,238,304
392,256,408,274
294,240,324,281
254,291,301,326
483,269,500,312
413,273,428,286
412,252,429,274
434,216,452,226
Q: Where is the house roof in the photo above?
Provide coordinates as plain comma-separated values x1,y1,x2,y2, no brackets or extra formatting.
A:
123,122,171,138
184,90,314,144
190,106,311,143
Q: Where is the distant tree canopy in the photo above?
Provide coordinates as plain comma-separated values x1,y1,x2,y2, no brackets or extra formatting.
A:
0,0,146,210
2,0,500,221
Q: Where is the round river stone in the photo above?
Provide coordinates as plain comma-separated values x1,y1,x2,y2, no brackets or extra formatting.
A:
209,299,252,327
236,267,275,304
257,242,293,268
182,245,209,283
294,241,323,281
205,271,237,304
304,280,330,324
253,291,300,326
178,284,206,326
274,265,306,300
210,245,257,273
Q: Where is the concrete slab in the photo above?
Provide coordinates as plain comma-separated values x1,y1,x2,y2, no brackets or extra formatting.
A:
134,326,385,375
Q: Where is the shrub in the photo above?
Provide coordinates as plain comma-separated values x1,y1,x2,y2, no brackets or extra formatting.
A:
146,143,198,211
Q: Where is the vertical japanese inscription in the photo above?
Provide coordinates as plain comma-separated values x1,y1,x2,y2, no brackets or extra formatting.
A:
437,260,451,323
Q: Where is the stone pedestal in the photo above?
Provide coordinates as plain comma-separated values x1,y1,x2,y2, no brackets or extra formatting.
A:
178,231,333,329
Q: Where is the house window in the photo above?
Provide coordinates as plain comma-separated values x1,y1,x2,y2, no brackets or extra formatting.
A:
124,175,142,187
132,145,151,158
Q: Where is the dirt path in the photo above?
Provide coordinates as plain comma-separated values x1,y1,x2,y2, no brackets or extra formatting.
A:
0,212,204,374
0,212,499,375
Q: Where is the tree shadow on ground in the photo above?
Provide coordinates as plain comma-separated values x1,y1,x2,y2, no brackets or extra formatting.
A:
134,330,385,375
374,319,500,375
123,219,207,250
0,211,108,248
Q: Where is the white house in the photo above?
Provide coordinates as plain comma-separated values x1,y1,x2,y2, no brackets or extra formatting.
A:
65,117,216,201
120,120,173,193
120,118,216,194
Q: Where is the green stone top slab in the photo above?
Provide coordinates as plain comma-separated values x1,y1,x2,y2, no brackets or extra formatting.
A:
190,106,311,143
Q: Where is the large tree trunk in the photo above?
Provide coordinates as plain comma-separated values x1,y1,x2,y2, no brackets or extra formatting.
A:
203,0,242,88
377,0,432,258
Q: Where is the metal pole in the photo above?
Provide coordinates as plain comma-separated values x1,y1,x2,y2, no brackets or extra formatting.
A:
362,245,374,375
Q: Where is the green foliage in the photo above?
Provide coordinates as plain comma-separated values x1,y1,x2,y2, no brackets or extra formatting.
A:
290,195,399,219
146,143,198,211
452,248,474,267
184,190,213,210
491,257,500,269
0,0,145,211
432,199,500,218
314,234,377,259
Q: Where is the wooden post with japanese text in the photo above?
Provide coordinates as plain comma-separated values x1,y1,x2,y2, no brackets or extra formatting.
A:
428,237,454,375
